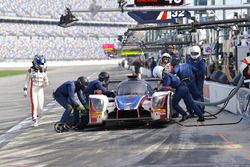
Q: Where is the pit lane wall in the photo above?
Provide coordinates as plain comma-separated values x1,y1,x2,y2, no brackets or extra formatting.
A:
140,67,250,119
0,59,122,68
203,81,250,118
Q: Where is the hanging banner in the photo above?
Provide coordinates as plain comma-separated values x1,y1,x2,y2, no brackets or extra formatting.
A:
128,10,191,24
135,0,184,6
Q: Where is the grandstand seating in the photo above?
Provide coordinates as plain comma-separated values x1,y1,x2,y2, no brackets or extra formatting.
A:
0,0,134,60
0,0,133,21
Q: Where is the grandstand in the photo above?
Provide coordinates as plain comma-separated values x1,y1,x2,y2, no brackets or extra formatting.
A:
0,0,135,61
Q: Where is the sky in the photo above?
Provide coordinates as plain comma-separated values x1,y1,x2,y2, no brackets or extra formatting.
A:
184,0,249,19
128,0,248,6
185,0,247,5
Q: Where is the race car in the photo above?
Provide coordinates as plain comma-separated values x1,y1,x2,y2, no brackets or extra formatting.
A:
87,76,174,126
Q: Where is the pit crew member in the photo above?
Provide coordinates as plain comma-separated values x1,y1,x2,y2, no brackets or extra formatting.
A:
85,72,115,104
155,68,205,122
187,45,206,98
53,76,89,131
171,59,204,114
82,72,115,125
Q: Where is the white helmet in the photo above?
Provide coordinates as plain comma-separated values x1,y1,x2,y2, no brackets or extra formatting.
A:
153,66,164,79
162,53,171,59
190,45,201,59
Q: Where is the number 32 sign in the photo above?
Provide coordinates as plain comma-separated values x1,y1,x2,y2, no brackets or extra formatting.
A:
171,11,186,18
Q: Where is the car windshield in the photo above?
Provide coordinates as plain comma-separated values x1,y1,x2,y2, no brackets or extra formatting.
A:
117,81,151,96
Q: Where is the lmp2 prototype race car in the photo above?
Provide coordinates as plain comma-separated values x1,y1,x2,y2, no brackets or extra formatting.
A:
87,76,174,127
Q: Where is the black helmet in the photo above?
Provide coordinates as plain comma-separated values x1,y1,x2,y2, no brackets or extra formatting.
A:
76,76,89,90
98,72,110,82
170,58,180,67
98,72,110,86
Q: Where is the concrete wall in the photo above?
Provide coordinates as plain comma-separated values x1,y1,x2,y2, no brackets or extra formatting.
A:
204,81,238,114
204,81,250,118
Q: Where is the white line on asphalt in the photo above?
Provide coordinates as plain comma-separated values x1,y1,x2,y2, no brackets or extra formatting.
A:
0,100,55,148
0,71,98,148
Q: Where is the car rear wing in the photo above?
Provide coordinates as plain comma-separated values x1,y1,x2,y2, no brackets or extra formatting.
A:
109,76,161,84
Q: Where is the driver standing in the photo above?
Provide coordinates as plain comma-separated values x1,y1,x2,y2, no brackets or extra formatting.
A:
24,55,49,127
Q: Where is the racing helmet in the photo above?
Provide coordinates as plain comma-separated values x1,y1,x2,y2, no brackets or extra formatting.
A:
153,66,164,79
98,72,110,85
162,53,171,63
190,45,201,59
32,55,47,72
76,76,89,90
170,58,180,67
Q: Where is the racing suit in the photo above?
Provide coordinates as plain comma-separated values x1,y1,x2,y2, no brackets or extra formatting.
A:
172,63,204,113
162,72,204,121
54,81,87,126
187,57,206,97
84,79,114,103
24,67,49,121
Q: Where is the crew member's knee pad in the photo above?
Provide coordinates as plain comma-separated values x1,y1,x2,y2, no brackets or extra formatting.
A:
66,104,73,112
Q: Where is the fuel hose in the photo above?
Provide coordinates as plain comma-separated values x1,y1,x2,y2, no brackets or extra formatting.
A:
194,73,244,106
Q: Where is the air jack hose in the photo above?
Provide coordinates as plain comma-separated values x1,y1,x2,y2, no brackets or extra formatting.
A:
194,73,244,106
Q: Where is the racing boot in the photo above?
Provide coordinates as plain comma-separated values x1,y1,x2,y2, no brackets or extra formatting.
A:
171,109,179,118
63,124,71,130
172,113,179,118
33,119,39,127
197,117,205,122
71,125,80,131
71,122,81,131
179,114,189,122
188,111,196,118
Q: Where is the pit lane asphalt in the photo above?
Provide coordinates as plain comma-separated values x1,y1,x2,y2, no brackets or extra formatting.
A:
0,65,250,167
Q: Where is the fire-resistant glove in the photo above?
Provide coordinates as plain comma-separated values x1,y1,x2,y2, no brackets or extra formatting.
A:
75,105,84,113
23,88,28,97
110,91,116,98
162,86,172,91
154,87,159,91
